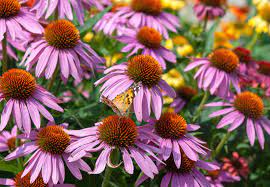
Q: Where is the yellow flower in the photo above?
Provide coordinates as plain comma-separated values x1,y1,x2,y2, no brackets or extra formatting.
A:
176,45,193,56
162,69,185,90
221,22,253,40
165,39,174,50
161,0,185,10
253,0,269,7
249,2,270,34
165,35,194,57
105,53,123,67
214,32,233,49
83,32,94,43
249,16,269,33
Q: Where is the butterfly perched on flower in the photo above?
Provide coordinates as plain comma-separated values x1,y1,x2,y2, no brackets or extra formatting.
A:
101,85,140,116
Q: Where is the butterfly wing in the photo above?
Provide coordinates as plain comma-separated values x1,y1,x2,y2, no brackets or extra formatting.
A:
112,88,135,116
100,85,140,116
100,96,122,116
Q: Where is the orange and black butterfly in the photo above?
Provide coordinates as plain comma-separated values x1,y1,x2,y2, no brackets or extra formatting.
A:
100,85,140,116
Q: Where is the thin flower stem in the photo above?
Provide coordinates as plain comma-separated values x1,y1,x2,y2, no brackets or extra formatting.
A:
213,131,231,158
47,65,59,91
102,149,120,187
192,91,209,123
246,32,259,50
203,13,208,32
1,34,8,74
15,130,23,170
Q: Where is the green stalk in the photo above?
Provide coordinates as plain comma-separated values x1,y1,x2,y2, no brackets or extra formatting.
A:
47,65,59,91
2,34,8,73
192,91,209,123
213,131,231,158
203,13,208,32
101,149,120,187
15,130,23,170
246,32,259,50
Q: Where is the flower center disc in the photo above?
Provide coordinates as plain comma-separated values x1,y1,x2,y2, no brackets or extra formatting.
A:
199,0,225,6
137,27,162,49
165,152,196,173
14,171,47,187
131,0,162,15
209,48,239,73
45,20,80,49
233,47,252,64
259,3,270,22
0,0,21,18
37,125,70,155
155,112,187,139
0,69,36,100
127,55,162,88
98,116,138,147
234,91,264,119
257,61,270,76
177,86,197,101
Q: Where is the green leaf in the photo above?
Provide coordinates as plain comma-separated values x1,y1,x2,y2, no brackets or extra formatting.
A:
204,19,220,55
79,6,112,35
0,160,21,174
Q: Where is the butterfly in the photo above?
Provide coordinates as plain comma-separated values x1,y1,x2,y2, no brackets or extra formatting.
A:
101,85,140,116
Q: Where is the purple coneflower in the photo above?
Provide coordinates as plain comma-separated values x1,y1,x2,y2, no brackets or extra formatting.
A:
170,86,197,113
206,91,270,149
66,115,161,179
0,0,43,41
93,3,129,36
0,43,18,61
0,126,21,152
5,124,91,185
193,0,226,20
95,55,176,122
0,171,74,186
145,112,208,168
253,61,270,96
21,20,105,83
0,69,63,133
108,0,179,39
83,0,111,11
184,48,241,99
136,152,219,187
117,26,176,69
0,33,31,61
31,0,86,25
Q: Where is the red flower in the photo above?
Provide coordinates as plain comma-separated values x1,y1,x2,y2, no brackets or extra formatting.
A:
222,152,249,179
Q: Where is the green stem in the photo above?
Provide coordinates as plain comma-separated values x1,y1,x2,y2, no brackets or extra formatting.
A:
192,91,209,123
15,130,23,170
2,34,8,74
203,13,208,32
101,149,120,187
246,32,259,50
213,131,231,158
47,66,59,91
